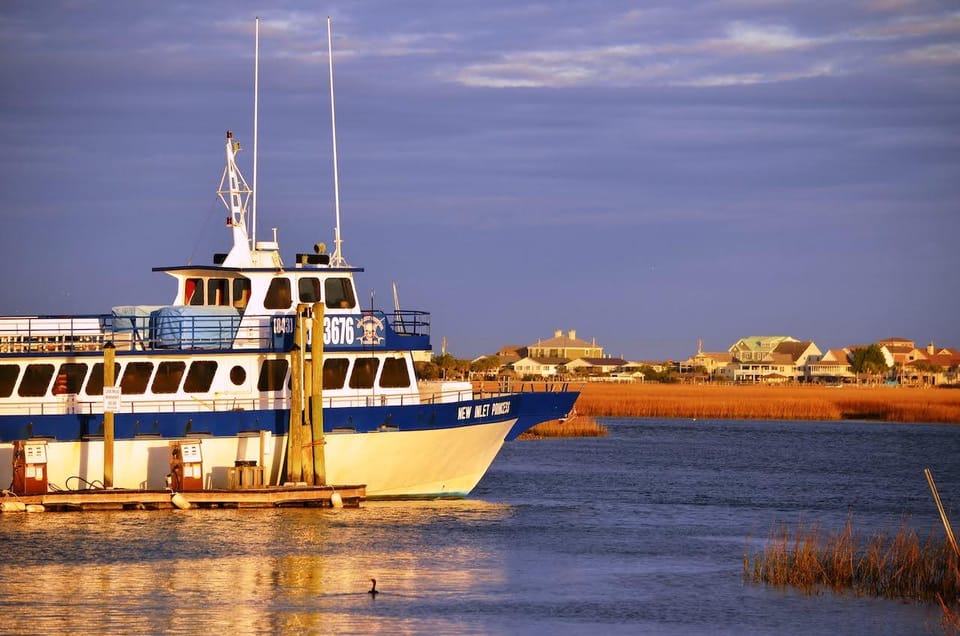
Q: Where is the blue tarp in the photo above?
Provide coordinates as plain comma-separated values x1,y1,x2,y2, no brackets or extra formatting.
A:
112,305,164,335
149,306,240,350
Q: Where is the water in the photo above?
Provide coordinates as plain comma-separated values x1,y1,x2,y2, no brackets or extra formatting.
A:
1,418,958,634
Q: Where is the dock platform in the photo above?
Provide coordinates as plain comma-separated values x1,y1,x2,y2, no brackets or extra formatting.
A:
1,484,365,512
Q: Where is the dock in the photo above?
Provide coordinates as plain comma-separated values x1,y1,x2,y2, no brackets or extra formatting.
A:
1,484,365,512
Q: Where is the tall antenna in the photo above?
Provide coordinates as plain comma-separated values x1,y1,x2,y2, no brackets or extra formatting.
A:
327,15,347,267
252,16,261,247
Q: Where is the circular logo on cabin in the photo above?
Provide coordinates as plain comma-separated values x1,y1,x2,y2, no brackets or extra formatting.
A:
357,314,385,345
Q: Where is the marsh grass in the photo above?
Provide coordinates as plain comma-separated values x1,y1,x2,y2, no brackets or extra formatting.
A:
745,517,960,611
518,415,608,439
574,384,960,423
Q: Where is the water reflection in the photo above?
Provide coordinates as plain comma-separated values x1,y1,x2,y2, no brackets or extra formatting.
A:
0,500,512,635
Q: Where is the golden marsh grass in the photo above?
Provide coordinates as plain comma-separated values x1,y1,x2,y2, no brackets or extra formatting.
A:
744,517,960,619
573,383,960,423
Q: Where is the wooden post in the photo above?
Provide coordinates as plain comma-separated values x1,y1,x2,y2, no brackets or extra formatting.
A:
287,319,303,483
298,304,314,486
103,341,115,488
925,467,960,558
311,301,326,485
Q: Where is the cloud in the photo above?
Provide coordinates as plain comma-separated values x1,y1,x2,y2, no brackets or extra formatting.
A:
717,22,821,52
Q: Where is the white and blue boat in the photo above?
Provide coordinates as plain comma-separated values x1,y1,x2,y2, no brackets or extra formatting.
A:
0,24,579,498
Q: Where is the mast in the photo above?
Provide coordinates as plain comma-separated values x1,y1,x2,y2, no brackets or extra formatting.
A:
252,16,260,248
218,131,253,267
327,16,348,268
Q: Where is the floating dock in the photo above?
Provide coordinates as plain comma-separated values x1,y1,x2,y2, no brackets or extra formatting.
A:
1,484,365,512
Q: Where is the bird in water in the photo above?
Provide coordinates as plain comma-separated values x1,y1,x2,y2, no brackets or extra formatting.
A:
368,578,379,597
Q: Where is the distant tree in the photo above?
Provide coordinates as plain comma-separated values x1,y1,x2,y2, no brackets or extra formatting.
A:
850,345,889,383
415,360,440,380
432,353,471,380
639,365,678,383
471,356,501,377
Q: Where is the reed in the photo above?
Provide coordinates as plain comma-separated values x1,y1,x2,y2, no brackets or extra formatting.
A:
518,416,608,439
573,383,960,423
745,516,960,610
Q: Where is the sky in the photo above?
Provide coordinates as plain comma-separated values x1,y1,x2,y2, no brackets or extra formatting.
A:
0,1,957,361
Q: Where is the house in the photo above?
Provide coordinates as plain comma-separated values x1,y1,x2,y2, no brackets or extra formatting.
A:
496,345,526,364
510,356,565,378
726,336,821,383
565,357,629,376
684,340,732,378
807,349,855,384
528,329,603,360
902,352,960,386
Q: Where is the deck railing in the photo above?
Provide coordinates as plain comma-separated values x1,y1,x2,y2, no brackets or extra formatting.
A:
0,310,431,355
0,382,579,418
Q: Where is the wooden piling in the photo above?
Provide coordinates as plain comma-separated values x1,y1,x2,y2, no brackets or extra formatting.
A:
103,341,115,488
311,301,326,485
287,341,303,483
297,304,314,485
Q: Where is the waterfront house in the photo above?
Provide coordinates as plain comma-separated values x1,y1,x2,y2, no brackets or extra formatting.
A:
807,349,856,384
528,329,603,360
565,357,629,376
726,336,821,383
510,356,564,378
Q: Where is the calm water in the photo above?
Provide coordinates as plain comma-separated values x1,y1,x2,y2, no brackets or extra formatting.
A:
1,418,958,635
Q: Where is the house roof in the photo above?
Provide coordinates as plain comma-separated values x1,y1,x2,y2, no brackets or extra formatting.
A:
821,349,850,362
908,353,960,368
532,334,596,348
731,336,799,352
773,340,816,361
574,357,628,366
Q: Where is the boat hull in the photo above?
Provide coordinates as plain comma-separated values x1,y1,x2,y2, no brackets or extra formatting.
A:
0,391,577,498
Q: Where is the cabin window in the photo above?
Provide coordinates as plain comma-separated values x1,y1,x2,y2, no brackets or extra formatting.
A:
208,278,230,306
229,365,246,386
184,361,218,392
323,358,349,390
0,365,19,397
55,363,89,395
325,277,356,309
120,362,154,395
265,278,292,309
299,277,322,303
379,357,411,388
84,362,121,395
258,359,289,391
233,279,251,310
186,278,205,306
349,358,379,389
18,364,55,397
152,361,186,394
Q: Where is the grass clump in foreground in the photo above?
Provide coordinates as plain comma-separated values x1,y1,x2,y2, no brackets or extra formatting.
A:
744,516,960,629
518,415,608,439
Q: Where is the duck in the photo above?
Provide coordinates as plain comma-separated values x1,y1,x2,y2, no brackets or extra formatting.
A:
368,578,379,597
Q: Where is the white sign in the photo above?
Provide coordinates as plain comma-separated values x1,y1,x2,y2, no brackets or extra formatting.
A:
103,387,121,412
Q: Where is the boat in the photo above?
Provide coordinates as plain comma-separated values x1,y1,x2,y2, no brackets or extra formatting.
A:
0,21,580,499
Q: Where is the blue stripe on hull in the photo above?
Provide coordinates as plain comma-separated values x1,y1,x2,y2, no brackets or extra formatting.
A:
505,391,580,441
0,392,575,443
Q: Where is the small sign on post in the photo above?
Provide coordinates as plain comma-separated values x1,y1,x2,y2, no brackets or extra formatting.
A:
103,386,121,413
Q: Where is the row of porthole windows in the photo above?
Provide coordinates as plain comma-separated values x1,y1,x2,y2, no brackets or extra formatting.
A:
0,355,412,399
0,360,239,398
257,356,412,392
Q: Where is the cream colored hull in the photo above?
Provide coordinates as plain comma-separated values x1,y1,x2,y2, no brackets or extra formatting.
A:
0,419,515,498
